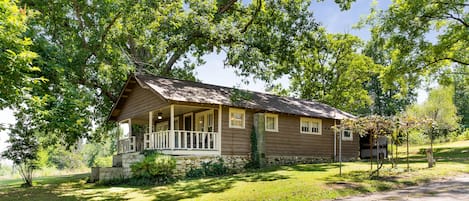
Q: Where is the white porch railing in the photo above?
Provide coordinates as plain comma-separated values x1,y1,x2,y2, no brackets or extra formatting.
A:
118,136,136,154
144,130,218,151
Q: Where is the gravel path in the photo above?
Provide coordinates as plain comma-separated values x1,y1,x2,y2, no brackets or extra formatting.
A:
334,174,469,201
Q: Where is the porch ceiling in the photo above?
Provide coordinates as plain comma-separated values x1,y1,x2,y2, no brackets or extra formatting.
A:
133,105,216,121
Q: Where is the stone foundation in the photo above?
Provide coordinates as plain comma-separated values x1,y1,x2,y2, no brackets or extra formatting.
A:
91,153,250,182
91,153,355,182
174,155,250,176
121,152,145,177
90,167,125,182
112,154,122,167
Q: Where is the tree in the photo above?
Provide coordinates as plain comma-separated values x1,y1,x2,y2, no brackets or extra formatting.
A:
0,0,42,109
13,0,354,146
359,34,419,116
1,113,40,187
419,86,459,134
365,0,468,85
405,85,460,167
452,66,469,128
287,30,378,113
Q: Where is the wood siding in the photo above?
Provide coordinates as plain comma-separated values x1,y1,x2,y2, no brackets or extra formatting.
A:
265,116,359,158
221,106,252,155
116,85,168,121
221,109,359,159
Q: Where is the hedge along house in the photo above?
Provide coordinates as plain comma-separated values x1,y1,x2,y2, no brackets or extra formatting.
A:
91,74,357,182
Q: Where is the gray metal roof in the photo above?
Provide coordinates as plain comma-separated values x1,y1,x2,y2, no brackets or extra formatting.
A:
136,74,355,120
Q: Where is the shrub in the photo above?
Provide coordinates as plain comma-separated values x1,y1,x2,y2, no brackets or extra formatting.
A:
408,131,429,145
186,158,229,178
94,156,113,167
130,153,176,184
457,129,469,141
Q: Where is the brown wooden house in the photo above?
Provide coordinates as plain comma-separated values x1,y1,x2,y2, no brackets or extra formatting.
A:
108,74,359,167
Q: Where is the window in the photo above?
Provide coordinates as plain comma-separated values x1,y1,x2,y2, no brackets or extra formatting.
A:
300,117,322,135
229,108,245,129
265,113,278,132
195,110,214,132
156,121,168,131
342,129,353,141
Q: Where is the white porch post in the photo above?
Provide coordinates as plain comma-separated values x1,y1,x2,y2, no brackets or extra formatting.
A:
170,104,175,150
218,105,222,154
149,111,153,133
334,119,337,162
116,124,120,153
149,111,153,149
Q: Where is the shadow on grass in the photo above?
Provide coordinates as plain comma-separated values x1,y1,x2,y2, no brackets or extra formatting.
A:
0,173,129,201
144,163,342,200
324,167,436,196
287,163,341,172
140,171,290,201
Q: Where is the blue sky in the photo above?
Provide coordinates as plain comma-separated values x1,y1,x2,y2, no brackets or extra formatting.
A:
2,0,429,162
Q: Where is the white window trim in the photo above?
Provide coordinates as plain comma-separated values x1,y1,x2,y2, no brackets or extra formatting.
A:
265,113,279,132
342,129,353,141
195,109,215,132
300,117,322,135
229,108,245,129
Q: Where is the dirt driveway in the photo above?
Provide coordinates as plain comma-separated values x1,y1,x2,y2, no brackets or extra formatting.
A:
335,174,469,201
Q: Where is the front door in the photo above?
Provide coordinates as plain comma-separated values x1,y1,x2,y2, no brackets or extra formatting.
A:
184,113,192,131
195,110,214,149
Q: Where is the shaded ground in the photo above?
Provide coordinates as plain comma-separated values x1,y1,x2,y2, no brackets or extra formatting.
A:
335,174,469,201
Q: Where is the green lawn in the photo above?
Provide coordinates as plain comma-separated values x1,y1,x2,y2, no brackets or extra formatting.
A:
1,141,468,201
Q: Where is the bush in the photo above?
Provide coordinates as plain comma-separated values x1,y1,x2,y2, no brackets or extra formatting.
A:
408,131,429,145
94,156,113,167
455,129,469,141
130,153,176,184
186,158,229,178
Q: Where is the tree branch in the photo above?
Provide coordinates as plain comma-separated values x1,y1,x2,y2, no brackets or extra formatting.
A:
164,50,184,75
241,0,262,33
100,11,122,48
218,0,237,14
78,78,117,103
433,1,469,7
72,0,88,49
443,13,468,27
420,57,469,70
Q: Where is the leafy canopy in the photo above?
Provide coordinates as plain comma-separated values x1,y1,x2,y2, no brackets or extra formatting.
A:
288,30,378,113
13,0,356,146
0,0,41,109
365,0,468,82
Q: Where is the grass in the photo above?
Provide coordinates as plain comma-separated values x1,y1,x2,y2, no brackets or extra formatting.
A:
0,140,468,201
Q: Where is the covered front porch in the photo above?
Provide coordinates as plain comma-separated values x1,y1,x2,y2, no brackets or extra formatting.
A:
117,104,222,156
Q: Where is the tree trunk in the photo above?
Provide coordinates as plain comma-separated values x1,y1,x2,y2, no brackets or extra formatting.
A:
391,138,394,168
395,140,398,168
370,133,373,172
406,131,410,171
428,128,435,168
376,139,380,177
